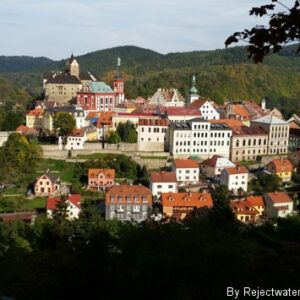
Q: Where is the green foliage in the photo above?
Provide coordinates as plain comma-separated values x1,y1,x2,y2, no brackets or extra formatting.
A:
117,121,137,143
106,131,121,144
53,112,76,137
0,133,42,184
250,173,281,195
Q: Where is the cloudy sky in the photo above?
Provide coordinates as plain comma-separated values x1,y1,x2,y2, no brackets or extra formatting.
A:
0,0,277,59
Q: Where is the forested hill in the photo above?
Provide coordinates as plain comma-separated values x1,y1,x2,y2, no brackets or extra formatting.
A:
1,45,300,116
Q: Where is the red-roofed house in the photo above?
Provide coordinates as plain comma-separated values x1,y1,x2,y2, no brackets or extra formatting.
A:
148,88,185,107
150,171,178,197
88,168,115,191
172,159,199,185
137,118,169,151
245,196,265,217
105,185,152,222
220,166,248,193
263,192,294,218
46,194,81,220
34,170,61,196
188,99,220,120
230,200,260,223
165,107,201,123
64,128,87,150
161,192,213,220
266,159,293,182
16,125,38,137
26,108,43,129
200,155,236,178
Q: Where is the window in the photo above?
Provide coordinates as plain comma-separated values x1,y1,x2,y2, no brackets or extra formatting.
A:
168,185,173,188
157,185,162,189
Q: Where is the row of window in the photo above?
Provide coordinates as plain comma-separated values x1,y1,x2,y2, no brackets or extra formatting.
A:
235,138,267,147
141,127,167,133
110,205,148,212
110,196,148,203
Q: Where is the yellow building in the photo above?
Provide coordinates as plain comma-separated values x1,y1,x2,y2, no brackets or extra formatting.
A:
266,159,293,182
26,108,43,129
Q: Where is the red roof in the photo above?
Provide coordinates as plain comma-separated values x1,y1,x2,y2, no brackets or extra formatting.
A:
210,119,243,129
26,108,43,117
88,168,115,179
224,166,248,175
230,200,259,215
188,99,207,109
174,159,199,169
161,192,212,208
265,192,293,203
166,107,201,116
69,128,85,137
46,197,60,210
67,194,81,208
150,171,177,183
233,126,267,136
268,159,293,173
138,119,169,126
201,155,222,168
245,196,265,207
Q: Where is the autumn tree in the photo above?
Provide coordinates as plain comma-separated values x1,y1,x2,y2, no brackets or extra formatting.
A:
53,112,76,137
226,0,300,62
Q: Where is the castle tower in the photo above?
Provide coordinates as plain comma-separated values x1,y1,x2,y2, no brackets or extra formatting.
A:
189,74,199,104
66,54,80,78
113,57,125,104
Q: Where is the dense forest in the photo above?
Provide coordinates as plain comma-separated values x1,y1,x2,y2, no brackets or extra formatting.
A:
0,202,300,299
1,45,300,117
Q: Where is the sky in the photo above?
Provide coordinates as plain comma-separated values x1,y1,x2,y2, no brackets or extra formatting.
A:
0,0,284,60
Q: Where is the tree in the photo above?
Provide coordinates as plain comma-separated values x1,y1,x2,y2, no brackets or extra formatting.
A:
251,173,281,194
52,196,69,223
226,0,300,62
53,112,76,137
106,131,121,144
117,121,137,143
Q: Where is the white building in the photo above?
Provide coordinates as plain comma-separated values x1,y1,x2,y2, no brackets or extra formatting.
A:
46,194,81,220
169,118,232,159
251,115,289,155
220,166,248,193
137,119,169,152
172,159,199,185
149,171,178,198
148,88,185,107
263,192,294,218
64,128,87,150
189,99,220,120
200,155,236,178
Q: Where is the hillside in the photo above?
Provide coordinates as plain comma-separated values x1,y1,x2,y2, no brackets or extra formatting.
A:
1,45,300,117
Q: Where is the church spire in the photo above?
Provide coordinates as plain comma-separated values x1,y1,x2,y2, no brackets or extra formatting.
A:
189,74,198,95
115,57,122,79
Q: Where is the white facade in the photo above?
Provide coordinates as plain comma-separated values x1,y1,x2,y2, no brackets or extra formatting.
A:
47,200,81,220
198,101,220,120
169,118,232,159
172,161,200,185
149,88,185,107
220,167,248,193
201,156,236,178
64,133,86,150
263,193,294,219
137,119,168,152
150,181,178,198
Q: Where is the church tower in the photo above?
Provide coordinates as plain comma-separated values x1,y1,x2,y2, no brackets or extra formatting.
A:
66,54,80,78
189,74,199,104
113,57,125,104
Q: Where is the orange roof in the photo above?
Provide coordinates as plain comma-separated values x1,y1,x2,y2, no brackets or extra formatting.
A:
88,168,115,179
26,108,43,117
232,126,267,136
46,197,60,210
289,121,300,129
97,112,114,128
245,196,265,208
268,159,293,173
16,125,29,133
161,192,212,208
224,166,248,175
174,159,199,169
67,194,81,209
230,200,259,215
210,119,243,129
233,104,251,120
150,171,177,183
188,99,208,109
107,185,151,196
265,192,293,203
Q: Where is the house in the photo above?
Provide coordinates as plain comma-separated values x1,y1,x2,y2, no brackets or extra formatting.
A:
34,170,61,196
161,192,213,220
149,171,178,198
26,108,43,129
200,155,236,178
289,128,300,152
169,118,232,159
148,88,185,107
251,115,289,155
266,159,293,183
263,192,294,218
245,196,265,217
16,125,38,137
172,159,199,185
189,99,220,120
137,119,169,152
230,200,260,223
220,166,248,193
230,126,268,162
88,169,115,191
64,128,86,150
46,194,81,220
105,185,152,222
